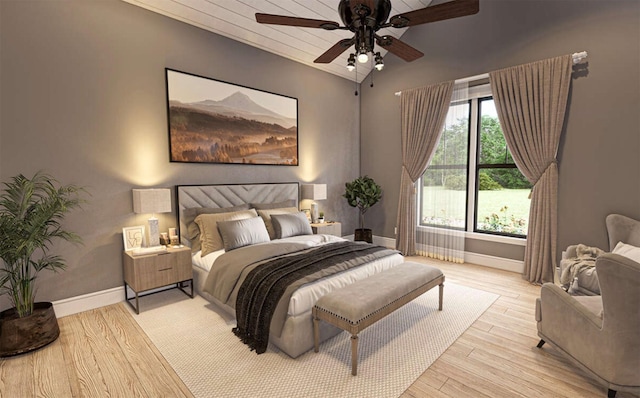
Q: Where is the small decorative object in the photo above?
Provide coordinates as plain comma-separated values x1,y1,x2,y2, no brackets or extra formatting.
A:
343,176,382,243
123,226,146,251
133,188,172,247
160,232,169,246
302,183,327,223
0,171,85,356
169,227,179,246
166,69,298,165
318,211,325,223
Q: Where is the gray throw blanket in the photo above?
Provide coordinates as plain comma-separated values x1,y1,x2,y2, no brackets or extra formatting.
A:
232,241,396,354
560,244,605,285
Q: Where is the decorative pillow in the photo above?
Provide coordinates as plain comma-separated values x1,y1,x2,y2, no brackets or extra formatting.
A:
194,209,258,256
217,217,270,251
183,204,250,252
612,241,640,263
271,212,313,239
250,199,297,210
257,207,299,239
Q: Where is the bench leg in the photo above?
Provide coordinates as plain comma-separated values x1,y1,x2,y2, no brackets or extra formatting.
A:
439,283,444,311
313,315,319,353
351,334,358,376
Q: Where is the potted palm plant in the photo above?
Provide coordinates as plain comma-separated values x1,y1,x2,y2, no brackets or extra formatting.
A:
0,172,84,356
343,176,382,243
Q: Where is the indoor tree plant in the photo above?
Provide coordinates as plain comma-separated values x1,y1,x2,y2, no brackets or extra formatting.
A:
343,176,382,243
0,171,84,356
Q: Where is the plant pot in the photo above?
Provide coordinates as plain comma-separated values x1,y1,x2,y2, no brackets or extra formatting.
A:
0,302,60,357
354,228,373,243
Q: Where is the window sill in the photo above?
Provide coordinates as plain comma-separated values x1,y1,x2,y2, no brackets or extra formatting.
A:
417,226,527,246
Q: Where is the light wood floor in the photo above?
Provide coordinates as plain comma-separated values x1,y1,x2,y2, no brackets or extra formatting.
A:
0,257,637,397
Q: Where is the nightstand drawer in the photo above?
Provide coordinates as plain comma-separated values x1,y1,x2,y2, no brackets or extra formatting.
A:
135,253,179,291
123,247,192,292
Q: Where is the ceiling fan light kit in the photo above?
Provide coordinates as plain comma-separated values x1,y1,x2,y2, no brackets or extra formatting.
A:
256,0,479,80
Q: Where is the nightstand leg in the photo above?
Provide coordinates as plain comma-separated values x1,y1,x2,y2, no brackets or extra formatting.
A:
124,282,140,314
177,279,194,299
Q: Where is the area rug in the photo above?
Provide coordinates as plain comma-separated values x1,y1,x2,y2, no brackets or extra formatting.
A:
129,283,498,398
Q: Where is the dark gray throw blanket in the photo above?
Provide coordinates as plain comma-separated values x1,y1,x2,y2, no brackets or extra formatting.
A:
233,241,393,354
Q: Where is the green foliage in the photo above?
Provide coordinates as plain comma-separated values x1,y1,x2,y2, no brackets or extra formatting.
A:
444,175,466,191
478,173,502,190
485,169,532,189
423,111,530,190
343,176,382,230
0,172,85,317
477,206,527,235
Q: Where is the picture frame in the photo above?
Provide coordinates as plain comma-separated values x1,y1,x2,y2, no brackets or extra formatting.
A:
165,68,298,165
123,226,146,251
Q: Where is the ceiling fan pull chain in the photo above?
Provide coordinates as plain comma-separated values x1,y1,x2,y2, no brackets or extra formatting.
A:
354,62,359,96
370,58,375,88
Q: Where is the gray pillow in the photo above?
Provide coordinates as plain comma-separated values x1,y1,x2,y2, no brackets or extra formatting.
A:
271,212,313,239
257,207,299,239
217,217,270,251
250,199,296,210
183,204,251,251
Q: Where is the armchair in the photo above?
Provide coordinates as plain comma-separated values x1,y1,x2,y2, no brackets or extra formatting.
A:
536,253,640,397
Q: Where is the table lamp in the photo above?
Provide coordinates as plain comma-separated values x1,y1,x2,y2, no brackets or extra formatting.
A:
133,188,172,247
301,184,327,223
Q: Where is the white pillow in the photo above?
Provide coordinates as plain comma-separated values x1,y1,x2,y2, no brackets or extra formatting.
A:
612,241,640,263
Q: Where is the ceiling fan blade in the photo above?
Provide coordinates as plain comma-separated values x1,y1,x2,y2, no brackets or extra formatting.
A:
256,13,340,30
314,38,355,63
376,35,424,62
389,0,479,28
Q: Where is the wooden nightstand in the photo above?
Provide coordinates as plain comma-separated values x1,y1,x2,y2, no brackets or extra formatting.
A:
122,246,193,314
311,222,341,237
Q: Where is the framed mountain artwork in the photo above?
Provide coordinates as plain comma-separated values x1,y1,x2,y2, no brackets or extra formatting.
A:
165,69,298,165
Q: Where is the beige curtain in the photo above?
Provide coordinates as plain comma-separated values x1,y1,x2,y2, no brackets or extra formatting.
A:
396,81,455,255
489,55,572,283
417,82,468,263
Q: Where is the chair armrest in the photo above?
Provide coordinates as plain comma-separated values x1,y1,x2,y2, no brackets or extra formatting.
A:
539,283,603,329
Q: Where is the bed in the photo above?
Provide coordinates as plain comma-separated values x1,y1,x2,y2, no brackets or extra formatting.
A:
177,183,405,358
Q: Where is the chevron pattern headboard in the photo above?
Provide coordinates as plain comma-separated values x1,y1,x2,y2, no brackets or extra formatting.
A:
176,183,299,246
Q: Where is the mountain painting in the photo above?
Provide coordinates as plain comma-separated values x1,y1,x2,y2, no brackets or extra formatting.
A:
166,69,298,165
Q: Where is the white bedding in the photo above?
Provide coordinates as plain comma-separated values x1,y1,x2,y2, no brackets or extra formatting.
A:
192,234,404,317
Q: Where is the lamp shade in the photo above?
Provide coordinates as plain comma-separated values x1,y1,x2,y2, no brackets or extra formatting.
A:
301,184,327,201
132,189,172,214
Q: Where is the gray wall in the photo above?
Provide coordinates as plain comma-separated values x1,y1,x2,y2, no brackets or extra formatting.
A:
0,0,360,308
360,0,640,260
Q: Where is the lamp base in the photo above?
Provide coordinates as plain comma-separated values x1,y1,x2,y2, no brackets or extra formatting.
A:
148,217,160,247
310,202,319,223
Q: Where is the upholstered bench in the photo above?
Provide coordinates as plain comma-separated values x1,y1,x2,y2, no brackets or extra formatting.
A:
312,261,445,375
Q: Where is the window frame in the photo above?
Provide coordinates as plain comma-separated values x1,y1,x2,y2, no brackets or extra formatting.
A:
418,84,528,241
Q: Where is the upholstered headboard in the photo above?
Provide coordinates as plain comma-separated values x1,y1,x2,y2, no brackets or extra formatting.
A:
176,183,299,246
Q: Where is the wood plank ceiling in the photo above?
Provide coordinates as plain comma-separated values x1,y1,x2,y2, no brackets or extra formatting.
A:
122,0,433,83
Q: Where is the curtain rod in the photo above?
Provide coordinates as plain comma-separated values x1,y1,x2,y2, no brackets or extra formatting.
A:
394,51,588,96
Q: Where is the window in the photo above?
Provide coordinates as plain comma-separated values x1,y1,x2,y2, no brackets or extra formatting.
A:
419,86,531,238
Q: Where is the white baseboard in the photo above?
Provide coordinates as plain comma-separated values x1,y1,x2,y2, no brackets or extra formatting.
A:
463,252,524,273
52,235,522,317
378,235,523,273
373,235,396,249
52,286,124,318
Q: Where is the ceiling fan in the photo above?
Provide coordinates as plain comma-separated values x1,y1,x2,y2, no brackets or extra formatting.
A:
255,0,479,71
